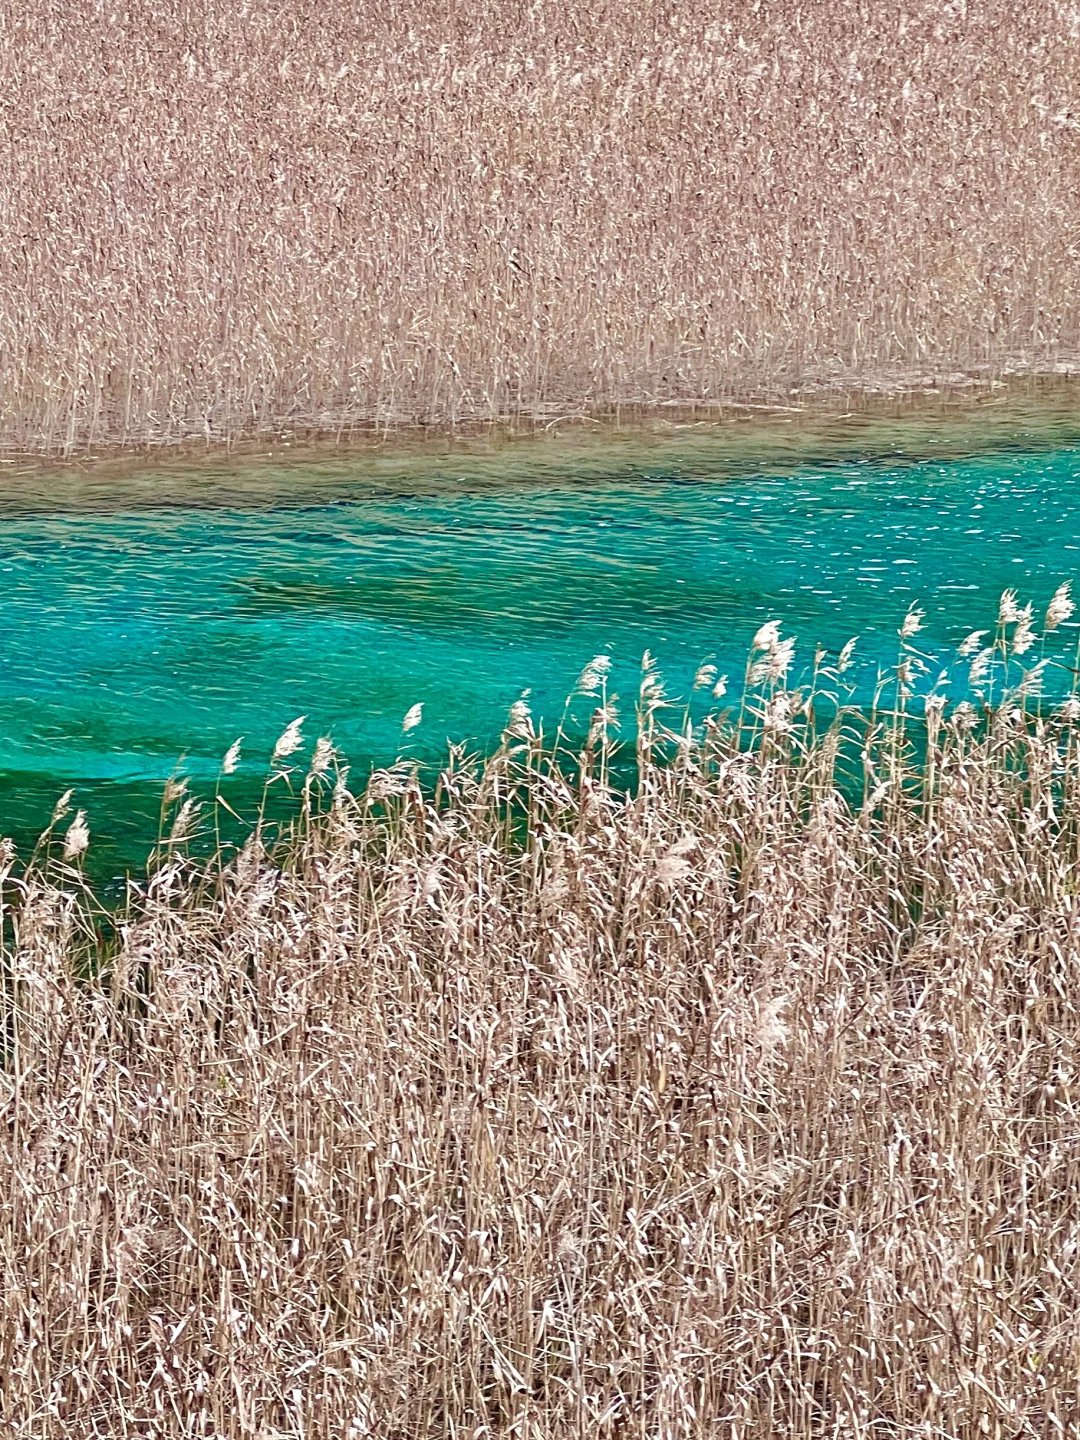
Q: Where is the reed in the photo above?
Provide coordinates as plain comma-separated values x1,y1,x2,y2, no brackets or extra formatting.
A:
5,608,1080,1435
3,0,1080,454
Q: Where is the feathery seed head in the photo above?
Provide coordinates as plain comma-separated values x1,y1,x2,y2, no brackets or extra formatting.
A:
1017,661,1048,698
63,810,89,860
273,716,306,761
767,635,796,684
900,606,924,639
639,657,665,701
162,775,188,808
577,654,612,695
969,648,994,687
1011,605,1036,655
332,767,351,806
763,692,794,732
309,737,335,776
168,797,200,845
587,700,620,746
1046,581,1075,631
656,838,694,887
51,788,74,825
755,994,791,1053
752,620,781,652
951,700,978,733
958,630,986,657
506,691,532,737
999,589,1022,625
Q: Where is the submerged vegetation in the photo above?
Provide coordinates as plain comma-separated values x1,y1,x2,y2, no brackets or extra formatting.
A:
7,595,1080,1434
4,0,1080,453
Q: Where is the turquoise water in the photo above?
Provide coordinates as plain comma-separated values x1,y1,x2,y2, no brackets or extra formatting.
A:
4,411,1080,868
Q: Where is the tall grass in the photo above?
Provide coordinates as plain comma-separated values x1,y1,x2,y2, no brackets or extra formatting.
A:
6,603,1080,1435
3,0,1080,454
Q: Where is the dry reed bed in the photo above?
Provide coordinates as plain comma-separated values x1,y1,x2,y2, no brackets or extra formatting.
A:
6,614,1080,1436
3,0,1080,452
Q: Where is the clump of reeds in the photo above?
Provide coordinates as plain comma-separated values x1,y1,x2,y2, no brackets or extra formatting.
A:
3,0,1080,454
4,595,1080,1434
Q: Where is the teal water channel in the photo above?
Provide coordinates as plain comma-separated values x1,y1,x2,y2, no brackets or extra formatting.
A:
4,400,1080,873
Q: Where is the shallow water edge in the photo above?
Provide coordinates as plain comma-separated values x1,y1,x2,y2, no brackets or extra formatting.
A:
4,378,1080,875
5,376,1080,514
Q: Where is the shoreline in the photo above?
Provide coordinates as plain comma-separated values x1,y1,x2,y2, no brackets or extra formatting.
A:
4,370,1080,483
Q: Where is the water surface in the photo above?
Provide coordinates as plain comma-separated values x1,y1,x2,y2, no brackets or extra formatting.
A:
5,396,1080,869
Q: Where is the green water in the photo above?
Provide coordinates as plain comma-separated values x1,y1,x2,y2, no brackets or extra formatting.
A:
5,398,1080,871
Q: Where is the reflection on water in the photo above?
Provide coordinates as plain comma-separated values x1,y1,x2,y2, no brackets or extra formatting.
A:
4,387,1080,871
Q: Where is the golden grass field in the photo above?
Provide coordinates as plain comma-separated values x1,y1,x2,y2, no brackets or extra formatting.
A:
7,617,1080,1436
3,0,1080,452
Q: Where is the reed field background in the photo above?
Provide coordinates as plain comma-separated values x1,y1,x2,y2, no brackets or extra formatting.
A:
4,0,1080,452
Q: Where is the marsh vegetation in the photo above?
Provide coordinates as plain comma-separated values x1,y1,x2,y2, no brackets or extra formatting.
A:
7,0,1080,1429
4,0,1080,452
6,600,1080,1435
